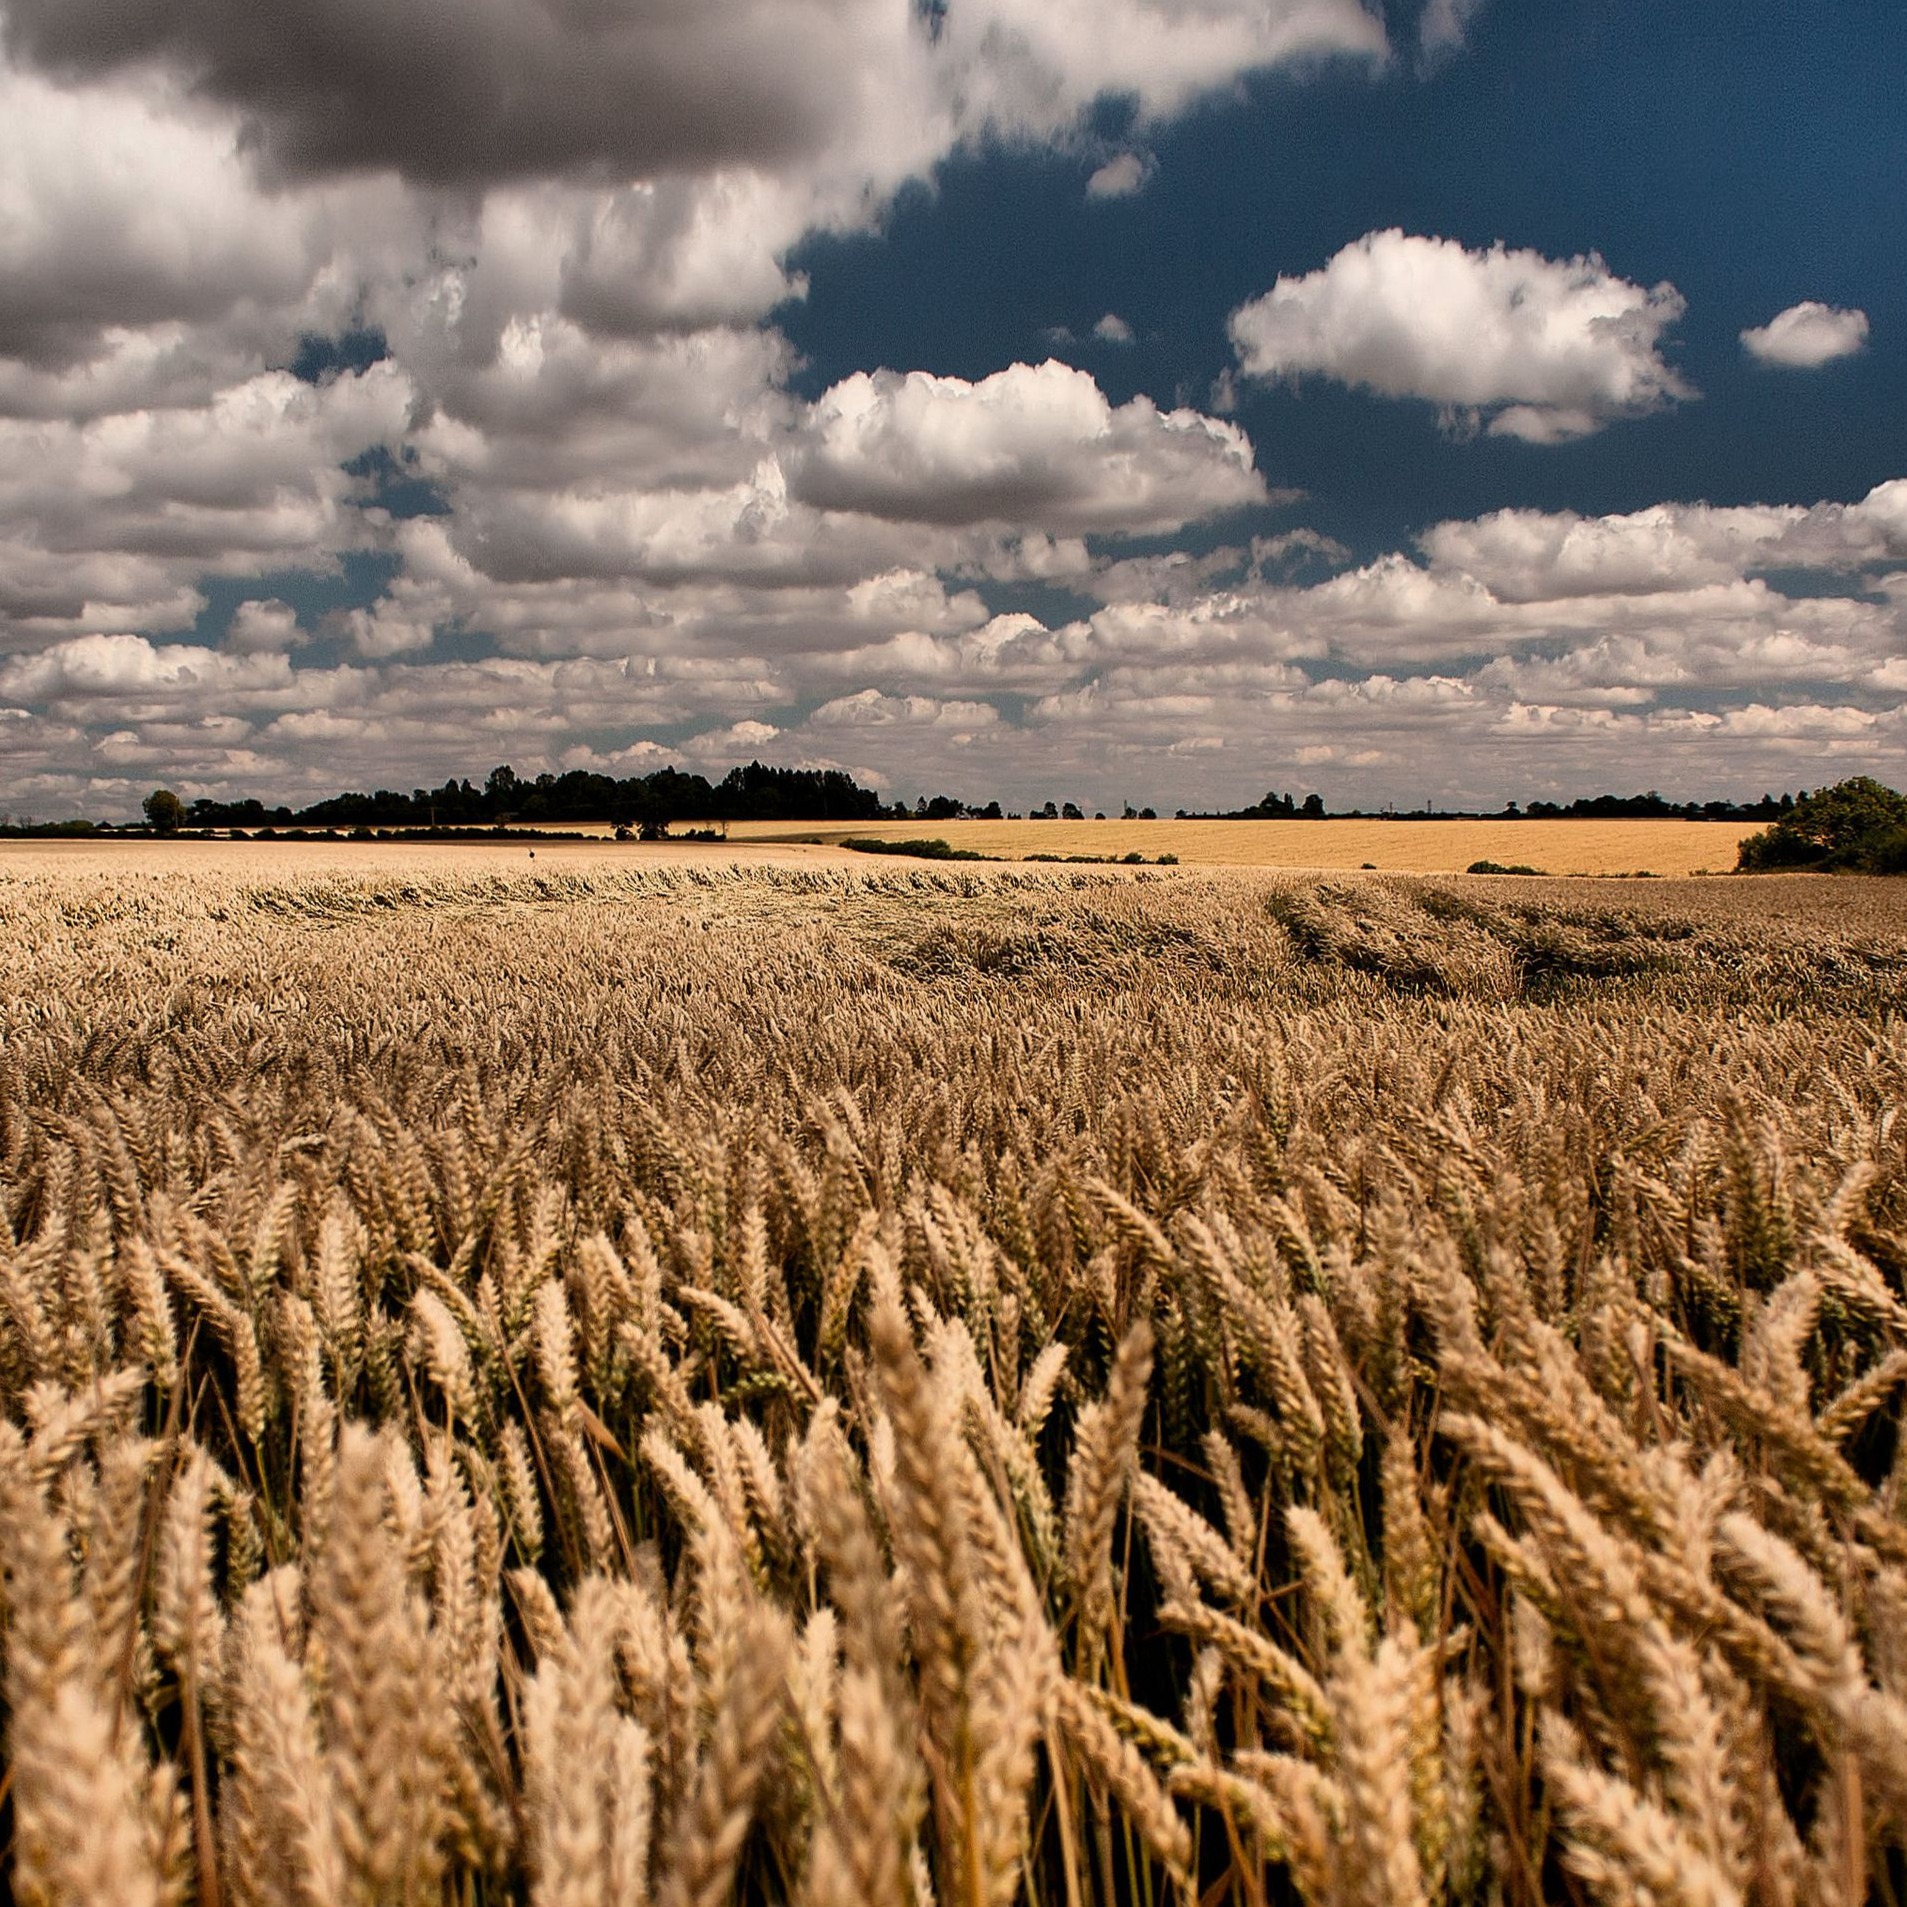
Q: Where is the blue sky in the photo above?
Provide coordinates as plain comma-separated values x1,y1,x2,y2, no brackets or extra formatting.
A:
0,0,1900,814
791,1,1904,535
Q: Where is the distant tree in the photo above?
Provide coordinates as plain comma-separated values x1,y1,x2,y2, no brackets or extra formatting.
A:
143,788,185,834
1301,793,1325,818
1228,789,1301,817
1061,801,1084,820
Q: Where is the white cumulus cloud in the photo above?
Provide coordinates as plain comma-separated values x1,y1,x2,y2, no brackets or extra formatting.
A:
1229,229,1693,441
1417,481,1907,600
1740,301,1870,368
792,360,1267,533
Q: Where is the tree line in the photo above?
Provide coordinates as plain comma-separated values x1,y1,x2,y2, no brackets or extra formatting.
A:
1186,789,1812,822
166,762,896,834
42,771,1892,844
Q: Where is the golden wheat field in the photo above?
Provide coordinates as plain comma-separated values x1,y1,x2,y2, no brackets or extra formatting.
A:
3,852,1906,1907
731,817,1759,877
202,815,1761,878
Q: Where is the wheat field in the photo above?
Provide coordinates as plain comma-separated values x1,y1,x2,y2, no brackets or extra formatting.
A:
2,854,1905,1907
111,815,1761,877
729,817,1761,876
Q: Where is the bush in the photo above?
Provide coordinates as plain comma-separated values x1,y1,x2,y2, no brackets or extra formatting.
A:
1856,823,1907,874
840,836,990,861
1736,827,1821,870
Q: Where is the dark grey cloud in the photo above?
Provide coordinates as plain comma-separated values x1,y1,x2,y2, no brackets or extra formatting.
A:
4,0,1387,194
2,0,872,184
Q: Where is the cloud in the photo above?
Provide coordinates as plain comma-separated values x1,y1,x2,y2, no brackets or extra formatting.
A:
0,65,426,413
681,718,782,761
2,0,1385,192
405,316,797,496
1741,300,1870,368
792,360,1266,533
0,362,413,647
1419,0,1488,57
225,599,303,654
1092,313,1135,344
0,67,318,367
3,11,1901,820
1417,482,1907,600
1,0,917,189
0,0,1394,443
0,632,298,710
809,688,999,732
1229,229,1693,440
21,474,1902,815
333,599,437,660
1252,528,1351,574
9,504,1905,819
0,0,1392,807
555,175,815,337
1086,153,1151,199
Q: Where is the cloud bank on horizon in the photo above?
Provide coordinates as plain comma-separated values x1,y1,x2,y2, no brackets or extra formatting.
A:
0,0,1900,816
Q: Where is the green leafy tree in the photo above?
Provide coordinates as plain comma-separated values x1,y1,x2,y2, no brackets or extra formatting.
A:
1737,776,1907,871
142,788,185,835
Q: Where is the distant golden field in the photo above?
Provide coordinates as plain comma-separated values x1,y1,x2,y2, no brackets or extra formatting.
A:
57,815,1761,877
2,856,1904,1907
732,815,1758,876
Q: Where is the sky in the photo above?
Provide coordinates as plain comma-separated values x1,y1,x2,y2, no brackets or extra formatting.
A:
0,0,1902,817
